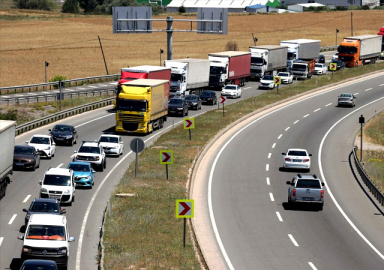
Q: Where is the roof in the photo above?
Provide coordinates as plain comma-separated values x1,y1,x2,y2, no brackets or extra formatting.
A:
0,120,16,132
122,79,169,87
281,39,321,44
31,134,51,138
209,51,251,57
297,3,324,7
28,214,66,226
45,167,72,176
68,161,92,166
165,58,210,63
247,4,266,9
99,134,120,138
22,260,58,266
81,141,99,147
296,174,319,180
343,34,381,40
249,45,288,50
121,65,170,73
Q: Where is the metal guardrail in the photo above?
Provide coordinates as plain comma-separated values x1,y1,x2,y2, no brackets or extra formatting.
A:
320,45,338,52
0,74,120,95
352,147,384,206
15,97,114,136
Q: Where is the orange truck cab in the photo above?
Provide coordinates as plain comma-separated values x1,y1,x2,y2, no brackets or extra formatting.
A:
338,34,381,67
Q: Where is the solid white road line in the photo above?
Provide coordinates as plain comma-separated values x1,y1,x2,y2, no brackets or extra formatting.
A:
278,134,282,139
109,82,117,85
308,262,318,270
325,103,332,106
27,93,36,95
318,96,384,261
99,84,107,87
380,84,384,86
285,127,290,131
276,212,283,222
1,96,10,98
294,120,299,124
266,164,269,171
303,114,309,118
88,86,97,88
314,108,320,112
244,87,251,89
365,88,372,92
57,163,63,168
0,237,3,247
288,234,299,246
8,214,17,225
266,177,270,185
77,88,86,90
23,195,31,203
269,193,274,202
75,114,112,128
268,153,271,159
272,143,276,148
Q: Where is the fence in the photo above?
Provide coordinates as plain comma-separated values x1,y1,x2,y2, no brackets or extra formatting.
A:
352,147,384,206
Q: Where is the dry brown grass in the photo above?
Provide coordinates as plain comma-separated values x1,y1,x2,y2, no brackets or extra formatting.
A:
0,10,383,87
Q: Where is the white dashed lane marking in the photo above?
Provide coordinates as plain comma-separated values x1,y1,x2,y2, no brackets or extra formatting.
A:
0,237,3,247
285,127,290,131
23,195,31,203
308,262,318,270
288,234,299,246
266,177,270,185
88,86,97,88
325,103,332,107
365,88,372,92
8,214,17,225
354,93,359,95
269,193,274,202
244,87,251,89
268,153,271,159
276,212,283,222
314,108,320,112
294,120,299,124
278,134,282,139
303,114,309,118
266,164,269,171
272,143,276,149
380,84,384,86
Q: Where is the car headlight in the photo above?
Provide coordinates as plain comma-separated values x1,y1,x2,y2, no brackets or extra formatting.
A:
58,248,67,255
192,102,197,105
65,135,73,139
45,146,51,150
177,108,183,110
85,175,92,180
23,247,32,253
41,188,48,193
63,189,71,194
96,156,100,160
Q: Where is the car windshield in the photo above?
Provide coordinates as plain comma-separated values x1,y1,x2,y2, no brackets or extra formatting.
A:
338,46,357,54
26,225,66,241
171,73,182,82
292,64,306,71
263,75,273,80
169,99,183,105
29,202,60,213
79,146,100,154
296,180,321,189
279,73,288,77
52,125,71,132
224,86,236,90
116,99,147,112
251,57,263,64
210,66,224,75
200,92,213,97
14,147,34,155
315,64,323,68
43,175,71,186
99,136,118,143
287,150,307,156
287,52,296,60
185,96,197,101
67,163,91,172
30,137,49,144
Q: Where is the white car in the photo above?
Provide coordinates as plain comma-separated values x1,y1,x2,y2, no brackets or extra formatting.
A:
221,84,242,99
98,134,124,156
39,167,76,205
258,75,275,89
314,63,327,75
277,72,293,84
282,148,312,172
26,134,56,159
73,141,106,171
332,52,339,60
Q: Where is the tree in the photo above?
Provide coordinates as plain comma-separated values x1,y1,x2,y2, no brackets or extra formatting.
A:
225,41,238,51
62,0,80,13
178,5,186,13
13,0,55,11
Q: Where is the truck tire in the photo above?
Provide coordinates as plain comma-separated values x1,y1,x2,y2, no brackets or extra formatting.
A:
159,118,164,129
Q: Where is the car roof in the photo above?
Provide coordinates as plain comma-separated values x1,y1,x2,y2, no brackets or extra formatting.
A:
31,134,51,138
225,84,237,87
201,90,214,93
99,134,120,138
68,161,91,166
81,142,99,147
296,173,319,180
53,124,72,127
45,167,72,176
170,97,184,100
287,148,308,152
28,214,66,226
32,198,59,203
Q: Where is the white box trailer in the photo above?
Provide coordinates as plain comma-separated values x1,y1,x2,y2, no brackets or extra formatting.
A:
165,58,210,97
280,39,321,68
0,120,16,199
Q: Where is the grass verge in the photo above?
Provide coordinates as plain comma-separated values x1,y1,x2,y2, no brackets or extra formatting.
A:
103,64,384,269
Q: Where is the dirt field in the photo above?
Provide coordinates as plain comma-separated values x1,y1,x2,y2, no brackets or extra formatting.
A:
0,9,383,87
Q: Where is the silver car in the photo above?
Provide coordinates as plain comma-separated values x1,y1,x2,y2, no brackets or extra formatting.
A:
337,93,356,107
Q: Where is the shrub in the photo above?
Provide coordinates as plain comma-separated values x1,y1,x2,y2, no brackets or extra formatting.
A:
225,41,238,51
13,0,56,11
62,0,80,14
49,75,68,89
178,5,186,13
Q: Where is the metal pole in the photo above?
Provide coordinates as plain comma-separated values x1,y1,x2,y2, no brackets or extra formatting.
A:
45,62,48,83
135,140,138,178
351,12,353,36
59,80,62,112
98,36,109,75
166,164,169,180
166,16,173,60
189,129,191,141
183,218,186,248
360,121,363,162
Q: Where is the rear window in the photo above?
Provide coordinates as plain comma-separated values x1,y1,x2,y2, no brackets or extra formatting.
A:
296,180,321,188
287,151,307,156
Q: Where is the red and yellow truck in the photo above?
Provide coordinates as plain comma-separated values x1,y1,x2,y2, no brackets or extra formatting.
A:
338,35,382,67
115,79,170,134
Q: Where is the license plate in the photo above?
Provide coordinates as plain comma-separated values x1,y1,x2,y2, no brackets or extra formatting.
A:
49,195,61,200
56,138,64,140
293,159,301,162
302,197,314,201
15,162,24,166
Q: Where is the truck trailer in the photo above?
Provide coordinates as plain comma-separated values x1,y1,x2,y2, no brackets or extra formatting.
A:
208,51,251,89
164,58,210,97
338,35,382,67
115,79,170,134
249,45,288,80
279,39,321,69
291,59,316,80
0,120,16,200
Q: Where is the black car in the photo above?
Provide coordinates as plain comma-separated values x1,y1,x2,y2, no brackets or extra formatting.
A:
328,59,346,71
168,97,188,116
23,198,65,226
13,145,40,171
185,94,202,110
200,90,217,105
49,124,78,146
318,54,325,64
20,259,58,270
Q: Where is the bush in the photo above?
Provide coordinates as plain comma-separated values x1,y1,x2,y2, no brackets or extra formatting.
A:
225,41,238,51
361,4,370,10
49,75,68,89
178,5,186,13
62,0,80,14
0,109,18,121
13,0,56,11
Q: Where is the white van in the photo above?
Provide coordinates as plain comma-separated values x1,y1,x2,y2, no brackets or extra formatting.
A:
18,214,75,268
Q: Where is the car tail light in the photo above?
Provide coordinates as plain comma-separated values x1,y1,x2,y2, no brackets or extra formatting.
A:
285,158,291,161
292,189,296,197
321,190,324,198
303,159,310,162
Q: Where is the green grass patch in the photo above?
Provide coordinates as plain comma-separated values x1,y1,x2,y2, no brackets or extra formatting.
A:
103,64,384,269
364,110,384,146
363,150,384,193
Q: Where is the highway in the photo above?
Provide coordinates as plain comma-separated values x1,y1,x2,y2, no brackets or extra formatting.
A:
192,72,384,269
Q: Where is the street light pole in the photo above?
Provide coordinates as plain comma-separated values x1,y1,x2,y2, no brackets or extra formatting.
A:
336,29,339,46
45,61,49,83
359,114,365,162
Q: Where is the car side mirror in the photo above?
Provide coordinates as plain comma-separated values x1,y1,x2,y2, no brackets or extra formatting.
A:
61,209,66,214
39,180,42,185
25,141,29,144
92,169,96,173
48,129,52,131
52,142,56,146
309,154,312,156
17,234,24,240
322,182,325,186
282,153,286,155
353,96,356,99
74,151,77,153
74,130,77,133
286,181,291,185
23,208,28,212
69,237,75,242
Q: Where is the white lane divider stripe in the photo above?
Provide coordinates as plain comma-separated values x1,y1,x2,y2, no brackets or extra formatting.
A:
308,262,318,270
8,214,17,225
269,193,274,201
244,87,251,89
294,120,299,124
276,212,283,222
266,164,269,171
266,177,270,185
278,134,282,139
0,237,3,246
364,88,372,91
109,82,117,85
314,108,320,112
325,103,332,107
88,86,97,88
288,234,299,246
380,84,384,86
57,163,63,168
354,93,359,95
303,114,309,118
272,143,276,148
23,195,31,203
268,153,271,159
285,127,290,131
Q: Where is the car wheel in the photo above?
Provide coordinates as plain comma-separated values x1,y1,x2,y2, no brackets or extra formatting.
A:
104,159,107,169
318,203,323,211
100,164,104,172
52,152,55,158
31,165,36,172
71,139,74,146
72,195,75,203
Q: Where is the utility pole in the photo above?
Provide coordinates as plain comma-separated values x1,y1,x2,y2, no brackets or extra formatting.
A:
351,12,353,36
336,29,339,45
98,36,109,75
359,114,365,162
166,17,173,60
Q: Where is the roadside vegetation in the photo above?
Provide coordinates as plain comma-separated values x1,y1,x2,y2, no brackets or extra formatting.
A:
362,110,384,192
102,63,384,269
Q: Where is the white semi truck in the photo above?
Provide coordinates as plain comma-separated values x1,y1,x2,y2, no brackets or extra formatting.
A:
280,39,321,69
0,120,16,200
164,58,210,97
249,45,288,81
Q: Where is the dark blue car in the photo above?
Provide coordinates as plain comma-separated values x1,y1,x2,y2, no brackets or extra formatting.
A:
20,259,58,270
23,198,65,227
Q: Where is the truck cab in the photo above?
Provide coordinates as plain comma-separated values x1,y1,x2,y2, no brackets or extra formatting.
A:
291,59,315,80
249,49,267,80
208,57,228,88
167,62,187,97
